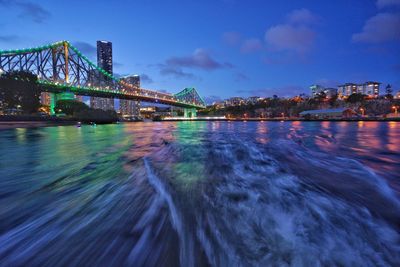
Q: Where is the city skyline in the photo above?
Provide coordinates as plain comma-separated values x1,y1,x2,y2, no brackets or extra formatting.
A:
0,0,399,103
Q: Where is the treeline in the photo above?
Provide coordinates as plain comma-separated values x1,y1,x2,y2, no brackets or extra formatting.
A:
55,100,118,123
0,70,118,123
0,70,41,113
199,94,400,118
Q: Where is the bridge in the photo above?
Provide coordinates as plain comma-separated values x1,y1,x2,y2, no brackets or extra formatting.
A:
0,41,206,115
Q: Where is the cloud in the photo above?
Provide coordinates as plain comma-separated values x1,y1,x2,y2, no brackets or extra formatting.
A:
72,41,96,56
377,0,400,8
204,95,222,104
0,0,51,23
222,31,241,46
140,74,153,84
265,25,316,54
265,9,318,55
158,64,196,79
166,49,232,70
286,8,318,25
234,72,249,81
237,85,306,98
0,34,20,43
240,38,263,53
352,12,400,43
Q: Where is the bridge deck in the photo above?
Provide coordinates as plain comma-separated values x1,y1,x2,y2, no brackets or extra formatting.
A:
39,82,204,109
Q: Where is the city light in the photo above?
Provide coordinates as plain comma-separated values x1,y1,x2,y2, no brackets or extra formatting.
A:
360,107,365,116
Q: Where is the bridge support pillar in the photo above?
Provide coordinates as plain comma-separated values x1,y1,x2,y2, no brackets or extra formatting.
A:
50,93,56,115
49,92,76,115
184,108,197,118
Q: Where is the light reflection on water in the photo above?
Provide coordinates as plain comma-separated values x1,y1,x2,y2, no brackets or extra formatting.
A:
0,121,399,266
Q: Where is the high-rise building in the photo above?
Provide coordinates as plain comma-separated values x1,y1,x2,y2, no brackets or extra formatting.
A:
338,83,357,98
97,41,113,76
90,40,115,111
310,84,324,98
310,85,337,98
338,82,380,99
120,75,141,117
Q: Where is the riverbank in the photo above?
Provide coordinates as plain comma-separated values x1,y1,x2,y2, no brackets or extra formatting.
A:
2,117,399,130
161,117,400,122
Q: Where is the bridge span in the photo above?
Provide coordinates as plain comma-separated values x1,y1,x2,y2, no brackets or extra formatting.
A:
0,41,206,114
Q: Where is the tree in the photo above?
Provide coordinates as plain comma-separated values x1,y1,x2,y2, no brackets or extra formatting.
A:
0,71,41,113
385,84,393,100
328,93,339,107
346,93,365,104
55,99,89,115
75,109,118,123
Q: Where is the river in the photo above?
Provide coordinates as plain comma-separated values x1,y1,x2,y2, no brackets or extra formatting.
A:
0,121,399,266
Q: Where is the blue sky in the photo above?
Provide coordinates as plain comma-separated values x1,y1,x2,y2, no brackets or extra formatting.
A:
0,0,399,103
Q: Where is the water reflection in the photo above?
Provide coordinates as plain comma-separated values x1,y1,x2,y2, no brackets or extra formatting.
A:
0,121,399,266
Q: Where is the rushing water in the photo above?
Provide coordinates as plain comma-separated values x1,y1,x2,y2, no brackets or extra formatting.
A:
0,121,399,267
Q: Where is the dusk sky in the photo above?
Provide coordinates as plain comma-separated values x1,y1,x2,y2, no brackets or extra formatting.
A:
1,0,400,103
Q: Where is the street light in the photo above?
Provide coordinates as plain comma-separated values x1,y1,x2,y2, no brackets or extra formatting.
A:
360,108,365,116
393,106,398,115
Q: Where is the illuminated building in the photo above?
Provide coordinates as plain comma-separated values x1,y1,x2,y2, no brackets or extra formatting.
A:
360,82,380,98
338,83,357,98
97,41,113,75
225,97,245,106
310,84,325,97
338,82,380,99
311,85,337,98
90,40,115,111
247,96,261,104
120,75,141,117
40,92,51,106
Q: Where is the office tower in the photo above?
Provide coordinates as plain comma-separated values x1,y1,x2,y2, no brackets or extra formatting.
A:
120,75,141,117
90,40,115,110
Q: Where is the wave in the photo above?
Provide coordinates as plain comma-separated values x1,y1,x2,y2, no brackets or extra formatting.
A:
143,134,400,266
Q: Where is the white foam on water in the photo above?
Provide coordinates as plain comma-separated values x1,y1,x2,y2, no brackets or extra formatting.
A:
143,157,195,267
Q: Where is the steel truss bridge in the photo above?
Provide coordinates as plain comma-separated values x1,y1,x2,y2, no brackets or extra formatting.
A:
0,41,206,114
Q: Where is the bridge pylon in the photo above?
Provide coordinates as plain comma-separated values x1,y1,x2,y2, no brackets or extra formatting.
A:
49,92,75,115
184,108,197,118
